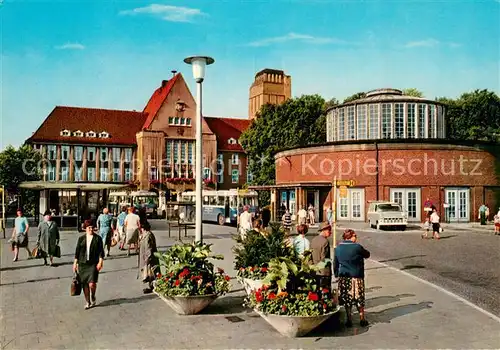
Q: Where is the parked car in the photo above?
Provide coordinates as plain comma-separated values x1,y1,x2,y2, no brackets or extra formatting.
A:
368,201,407,230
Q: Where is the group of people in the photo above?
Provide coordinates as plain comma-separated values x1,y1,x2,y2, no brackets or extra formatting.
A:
10,209,60,266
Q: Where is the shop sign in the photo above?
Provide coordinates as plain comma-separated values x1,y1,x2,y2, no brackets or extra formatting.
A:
335,180,355,187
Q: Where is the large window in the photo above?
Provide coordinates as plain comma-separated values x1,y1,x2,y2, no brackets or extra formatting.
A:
166,141,172,165
87,167,96,181
47,145,57,160
87,147,96,162
381,103,392,139
331,110,337,141
113,168,120,182
407,103,416,138
217,154,224,184
231,169,239,183
124,168,132,181
338,108,345,140
112,148,121,162
100,148,108,162
47,164,56,181
356,105,367,139
394,103,404,139
74,165,82,182
74,146,83,161
231,153,239,165
428,104,436,138
418,104,426,138
180,141,186,164
100,167,108,181
369,104,379,139
60,165,69,182
188,142,194,165
173,143,179,164
347,106,355,140
61,146,70,161
124,149,132,163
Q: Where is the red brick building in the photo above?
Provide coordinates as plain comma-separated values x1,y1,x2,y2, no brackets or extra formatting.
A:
269,89,500,223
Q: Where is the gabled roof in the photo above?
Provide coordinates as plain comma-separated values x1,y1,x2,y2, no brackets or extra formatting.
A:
203,117,252,152
142,74,180,130
28,106,148,145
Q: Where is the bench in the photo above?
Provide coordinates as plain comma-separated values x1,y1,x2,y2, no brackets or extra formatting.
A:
167,220,196,240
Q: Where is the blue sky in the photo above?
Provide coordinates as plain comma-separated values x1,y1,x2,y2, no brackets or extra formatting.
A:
1,0,499,149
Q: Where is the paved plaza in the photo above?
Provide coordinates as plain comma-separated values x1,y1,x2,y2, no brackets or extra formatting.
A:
1,224,499,349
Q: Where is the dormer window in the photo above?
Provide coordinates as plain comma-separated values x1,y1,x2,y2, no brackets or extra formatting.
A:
86,131,96,138
73,130,84,137
99,131,110,138
60,129,71,137
228,138,237,145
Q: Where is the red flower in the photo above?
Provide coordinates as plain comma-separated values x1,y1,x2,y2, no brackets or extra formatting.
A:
179,268,190,279
323,303,328,309
255,291,264,303
224,275,231,281
322,288,329,294
156,273,162,278
249,267,254,272
281,305,287,312
261,267,268,273
307,292,319,301
268,292,276,300
190,275,201,281
175,280,180,286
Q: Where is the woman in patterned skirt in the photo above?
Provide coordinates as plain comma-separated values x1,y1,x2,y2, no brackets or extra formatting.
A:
334,229,370,327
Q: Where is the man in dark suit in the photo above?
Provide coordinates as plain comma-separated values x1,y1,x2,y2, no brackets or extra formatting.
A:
310,222,332,289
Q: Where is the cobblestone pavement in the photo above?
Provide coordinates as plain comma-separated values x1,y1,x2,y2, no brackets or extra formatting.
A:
1,223,499,349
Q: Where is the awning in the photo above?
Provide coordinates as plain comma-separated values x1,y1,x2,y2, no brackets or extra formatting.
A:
18,181,131,191
249,182,333,190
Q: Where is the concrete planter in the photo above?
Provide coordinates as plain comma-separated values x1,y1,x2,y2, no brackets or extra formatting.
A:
241,278,264,295
154,291,218,315
255,306,340,337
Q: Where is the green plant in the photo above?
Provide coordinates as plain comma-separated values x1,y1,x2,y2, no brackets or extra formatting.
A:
245,256,337,316
154,242,231,297
233,223,297,279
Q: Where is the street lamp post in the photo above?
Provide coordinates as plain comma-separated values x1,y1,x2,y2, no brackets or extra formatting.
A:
184,56,215,244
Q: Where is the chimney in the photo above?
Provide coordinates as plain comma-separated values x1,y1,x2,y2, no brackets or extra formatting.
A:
161,80,168,88
171,70,177,77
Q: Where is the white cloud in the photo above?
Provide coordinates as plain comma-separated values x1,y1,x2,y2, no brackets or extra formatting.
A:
55,43,85,50
404,38,461,49
247,32,346,47
119,4,207,23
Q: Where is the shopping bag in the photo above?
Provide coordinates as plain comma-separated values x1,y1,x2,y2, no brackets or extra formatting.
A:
54,245,61,258
110,230,119,247
31,246,42,259
71,273,82,296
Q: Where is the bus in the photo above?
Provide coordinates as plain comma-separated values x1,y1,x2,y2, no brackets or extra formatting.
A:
108,190,161,218
179,189,259,225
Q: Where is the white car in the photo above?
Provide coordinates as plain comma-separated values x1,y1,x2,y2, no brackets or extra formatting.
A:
368,201,408,230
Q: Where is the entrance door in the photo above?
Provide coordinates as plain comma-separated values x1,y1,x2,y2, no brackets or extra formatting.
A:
445,188,469,222
337,188,365,221
390,188,421,222
306,190,320,223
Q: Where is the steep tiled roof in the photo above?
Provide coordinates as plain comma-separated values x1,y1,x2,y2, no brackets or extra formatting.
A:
28,106,148,145
203,117,252,152
142,74,180,130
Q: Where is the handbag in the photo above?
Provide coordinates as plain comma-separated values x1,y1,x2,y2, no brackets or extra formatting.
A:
54,245,61,258
71,273,82,296
31,246,42,259
110,230,119,247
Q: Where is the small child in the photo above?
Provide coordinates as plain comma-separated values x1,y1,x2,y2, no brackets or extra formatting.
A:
422,218,430,239
494,214,500,235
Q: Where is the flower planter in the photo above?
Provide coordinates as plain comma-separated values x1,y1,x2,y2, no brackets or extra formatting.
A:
154,291,218,315
255,306,340,337
241,278,264,295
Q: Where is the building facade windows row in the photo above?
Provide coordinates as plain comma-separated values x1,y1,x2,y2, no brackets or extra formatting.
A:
327,102,445,141
40,144,133,163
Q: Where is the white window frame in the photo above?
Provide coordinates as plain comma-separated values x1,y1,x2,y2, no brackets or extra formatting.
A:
60,129,71,137
60,166,69,182
368,104,379,139
100,148,108,162
60,145,70,161
113,168,121,182
124,149,132,163
338,108,345,140
100,167,109,182
86,131,96,138
231,153,239,165
356,105,367,140
390,188,421,222
47,145,57,160
99,131,110,138
87,167,96,181
381,103,392,139
74,165,82,182
73,130,83,137
112,148,121,162
74,146,83,161
337,188,365,221
124,168,132,181
445,187,470,222
347,106,355,140
47,164,56,181
394,103,404,139
407,103,416,138
87,147,96,162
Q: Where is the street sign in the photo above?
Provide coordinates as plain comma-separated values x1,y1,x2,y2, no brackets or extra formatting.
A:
339,186,348,198
335,180,355,187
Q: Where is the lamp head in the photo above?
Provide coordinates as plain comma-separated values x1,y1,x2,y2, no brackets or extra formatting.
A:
184,56,215,83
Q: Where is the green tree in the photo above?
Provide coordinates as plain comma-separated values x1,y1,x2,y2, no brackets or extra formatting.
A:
438,89,500,142
403,88,424,97
0,144,42,215
343,92,366,103
240,95,327,205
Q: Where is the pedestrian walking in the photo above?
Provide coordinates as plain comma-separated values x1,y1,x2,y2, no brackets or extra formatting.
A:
326,207,333,226
282,209,292,234
494,208,500,235
478,204,489,225
36,210,60,266
310,222,332,289
293,224,310,256
124,206,141,256
298,207,307,225
10,209,31,262
138,221,160,294
429,208,441,239
97,208,113,257
239,205,253,239
334,228,370,328
73,220,104,309
308,204,316,225
116,206,128,250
